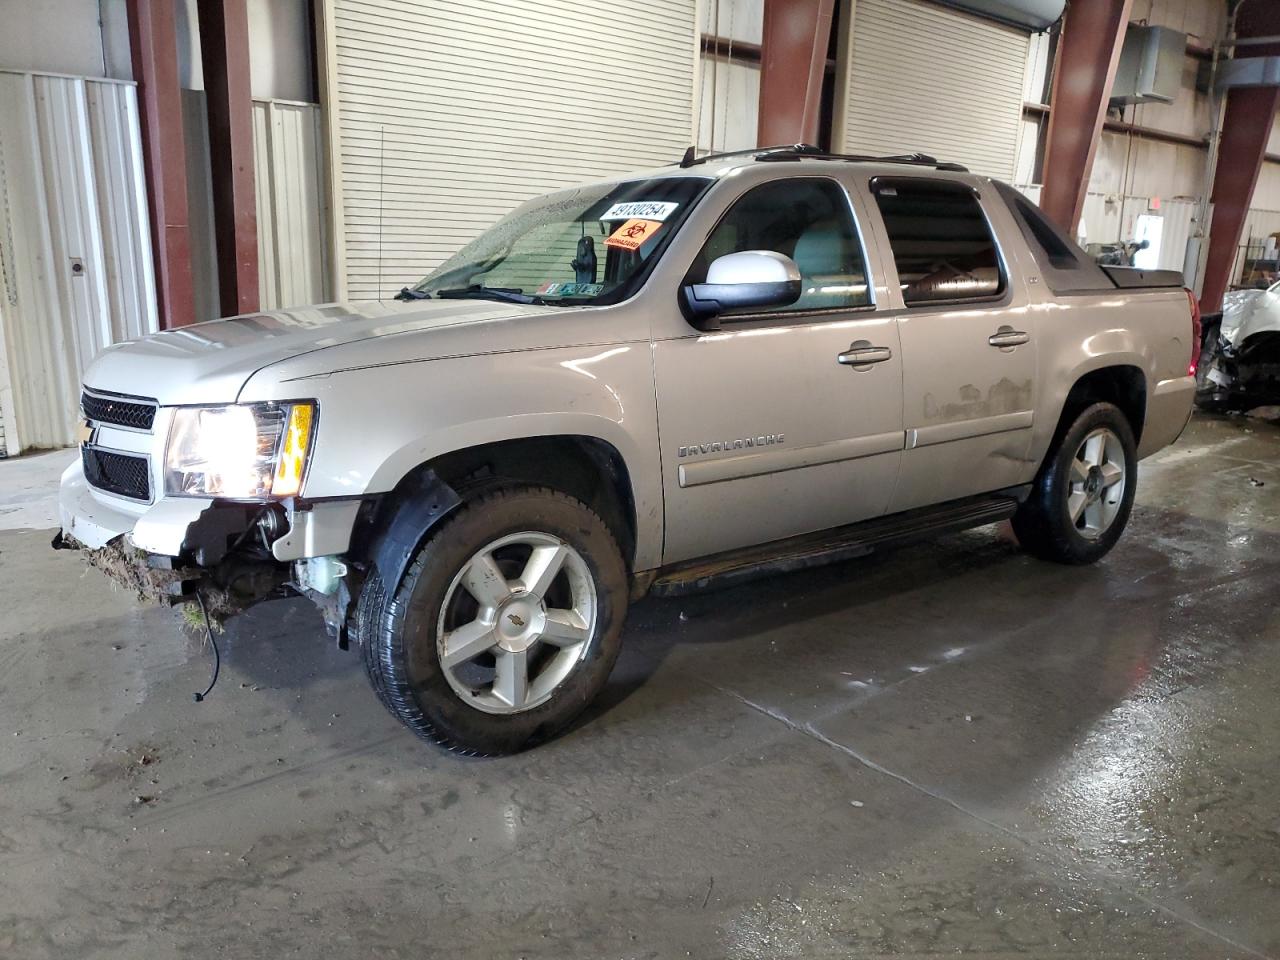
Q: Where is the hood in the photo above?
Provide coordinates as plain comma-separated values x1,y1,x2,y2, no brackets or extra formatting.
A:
82,299,566,405
1220,286,1280,348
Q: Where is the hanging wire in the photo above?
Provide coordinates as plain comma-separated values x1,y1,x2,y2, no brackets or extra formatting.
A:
192,591,221,703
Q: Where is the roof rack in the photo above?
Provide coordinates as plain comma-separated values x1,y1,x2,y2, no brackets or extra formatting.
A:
677,143,969,173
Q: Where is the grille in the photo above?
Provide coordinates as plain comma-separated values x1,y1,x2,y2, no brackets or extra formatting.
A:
83,447,151,501
81,390,156,431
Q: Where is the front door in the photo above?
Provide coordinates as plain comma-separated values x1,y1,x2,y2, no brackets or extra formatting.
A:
653,176,905,565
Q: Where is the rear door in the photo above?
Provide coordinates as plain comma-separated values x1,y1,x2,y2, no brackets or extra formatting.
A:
653,175,905,564
860,176,1038,513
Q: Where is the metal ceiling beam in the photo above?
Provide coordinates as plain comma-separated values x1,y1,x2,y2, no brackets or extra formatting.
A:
757,0,836,147
1199,0,1280,316
198,0,259,318
125,0,194,329
1038,0,1135,233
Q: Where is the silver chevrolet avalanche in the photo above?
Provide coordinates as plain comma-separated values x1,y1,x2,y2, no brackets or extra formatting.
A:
57,145,1199,754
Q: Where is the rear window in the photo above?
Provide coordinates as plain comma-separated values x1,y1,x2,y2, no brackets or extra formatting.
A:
872,177,1005,306
992,181,1114,293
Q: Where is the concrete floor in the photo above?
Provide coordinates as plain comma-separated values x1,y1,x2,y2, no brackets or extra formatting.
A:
1,414,1278,959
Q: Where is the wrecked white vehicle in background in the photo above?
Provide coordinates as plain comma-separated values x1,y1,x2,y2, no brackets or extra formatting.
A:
1197,279,1280,411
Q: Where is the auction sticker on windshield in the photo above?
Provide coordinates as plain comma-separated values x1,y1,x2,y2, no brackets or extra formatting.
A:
601,200,678,221
605,219,663,252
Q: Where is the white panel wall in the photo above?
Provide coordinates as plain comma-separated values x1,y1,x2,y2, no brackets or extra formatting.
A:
835,0,1029,179
328,0,700,301
0,0,132,80
253,99,329,310
697,0,764,153
247,0,317,102
0,71,157,454
174,0,316,101
701,0,764,43
698,58,761,153
1130,0,1221,47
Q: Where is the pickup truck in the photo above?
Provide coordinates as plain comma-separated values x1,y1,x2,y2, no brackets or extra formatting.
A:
56,145,1198,755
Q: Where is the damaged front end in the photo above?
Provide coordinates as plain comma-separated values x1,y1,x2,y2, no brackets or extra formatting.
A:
57,385,372,641
1197,331,1280,411
53,504,296,631
1196,285,1280,412
55,485,369,643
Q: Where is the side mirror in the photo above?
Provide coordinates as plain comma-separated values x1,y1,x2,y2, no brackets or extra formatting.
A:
681,250,802,328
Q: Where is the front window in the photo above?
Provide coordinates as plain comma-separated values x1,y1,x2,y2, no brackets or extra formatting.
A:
409,177,710,306
686,177,873,315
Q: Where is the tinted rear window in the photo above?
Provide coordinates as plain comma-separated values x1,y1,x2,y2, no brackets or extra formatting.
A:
872,178,1005,306
991,181,1114,293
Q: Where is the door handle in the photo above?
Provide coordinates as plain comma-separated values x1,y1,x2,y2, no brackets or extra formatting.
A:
837,341,893,367
988,326,1030,349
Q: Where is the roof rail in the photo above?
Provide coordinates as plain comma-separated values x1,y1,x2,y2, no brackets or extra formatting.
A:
678,143,969,173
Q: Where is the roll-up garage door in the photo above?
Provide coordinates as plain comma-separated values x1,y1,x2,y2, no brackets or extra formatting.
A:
329,0,699,301
834,0,1029,179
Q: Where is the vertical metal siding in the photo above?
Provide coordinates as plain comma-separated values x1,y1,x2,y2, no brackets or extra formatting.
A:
253,99,329,310
329,0,699,301
835,0,1029,179
86,82,158,344
0,72,157,452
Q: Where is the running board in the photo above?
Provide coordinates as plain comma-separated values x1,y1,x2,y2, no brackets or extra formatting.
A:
647,494,1020,597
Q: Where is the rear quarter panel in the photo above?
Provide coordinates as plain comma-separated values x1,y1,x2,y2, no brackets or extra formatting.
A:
1028,286,1194,465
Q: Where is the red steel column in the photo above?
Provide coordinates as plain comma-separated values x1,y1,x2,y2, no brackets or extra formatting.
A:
198,0,259,317
1199,1,1280,315
1038,0,1134,233
757,0,835,146
126,0,195,328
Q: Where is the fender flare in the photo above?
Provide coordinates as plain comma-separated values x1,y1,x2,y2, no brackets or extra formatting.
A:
367,469,463,591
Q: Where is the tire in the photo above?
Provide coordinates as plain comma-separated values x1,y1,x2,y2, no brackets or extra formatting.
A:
356,485,629,756
1012,402,1138,565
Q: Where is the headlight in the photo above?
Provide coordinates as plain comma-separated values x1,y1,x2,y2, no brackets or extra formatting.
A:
165,402,315,498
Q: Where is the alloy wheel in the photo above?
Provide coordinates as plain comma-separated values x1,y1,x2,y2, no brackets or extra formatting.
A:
435,531,597,714
1066,427,1127,540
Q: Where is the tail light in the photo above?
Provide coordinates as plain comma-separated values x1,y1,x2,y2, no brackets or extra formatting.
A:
1185,288,1202,376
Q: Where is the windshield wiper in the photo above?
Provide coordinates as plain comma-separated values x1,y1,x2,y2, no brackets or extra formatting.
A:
394,287,431,301
434,285,537,304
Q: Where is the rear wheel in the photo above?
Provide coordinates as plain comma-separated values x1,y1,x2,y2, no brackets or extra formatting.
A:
1012,402,1137,564
357,486,628,755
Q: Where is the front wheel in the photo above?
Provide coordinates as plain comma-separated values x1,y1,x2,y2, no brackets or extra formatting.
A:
356,486,628,755
1012,402,1137,565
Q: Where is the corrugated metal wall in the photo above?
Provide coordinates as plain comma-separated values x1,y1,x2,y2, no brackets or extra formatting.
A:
0,71,157,453
253,99,329,310
834,0,1029,179
327,0,700,301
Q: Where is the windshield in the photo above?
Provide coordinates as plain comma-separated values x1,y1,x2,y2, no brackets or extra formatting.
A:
409,176,710,305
